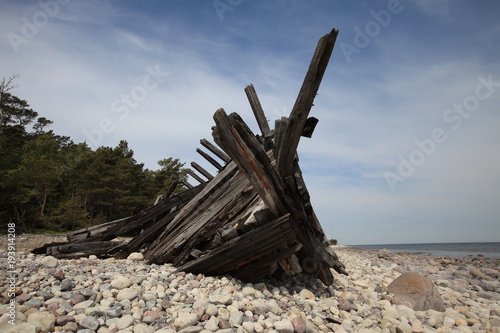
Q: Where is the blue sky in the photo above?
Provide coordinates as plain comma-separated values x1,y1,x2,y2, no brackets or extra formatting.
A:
1,0,499,245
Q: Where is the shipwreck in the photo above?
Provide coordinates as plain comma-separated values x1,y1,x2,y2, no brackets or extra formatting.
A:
34,28,347,285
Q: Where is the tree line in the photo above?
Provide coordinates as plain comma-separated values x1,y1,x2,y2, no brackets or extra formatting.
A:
0,75,190,233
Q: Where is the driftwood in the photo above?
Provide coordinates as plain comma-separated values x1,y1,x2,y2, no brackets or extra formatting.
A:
34,28,347,284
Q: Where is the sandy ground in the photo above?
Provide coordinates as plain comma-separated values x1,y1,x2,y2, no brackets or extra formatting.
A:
0,234,68,255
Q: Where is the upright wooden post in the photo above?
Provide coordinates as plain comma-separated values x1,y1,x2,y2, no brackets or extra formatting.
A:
244,84,271,137
277,29,338,177
213,109,287,217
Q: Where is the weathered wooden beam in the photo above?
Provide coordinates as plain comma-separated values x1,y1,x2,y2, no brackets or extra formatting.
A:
277,28,338,177
155,179,181,204
181,179,194,189
213,109,287,217
171,175,258,266
67,218,125,242
47,241,125,255
302,117,319,138
175,214,298,277
273,117,288,159
110,184,207,258
196,148,224,171
191,162,214,181
187,169,205,184
144,161,241,263
244,84,271,137
67,185,205,245
165,179,179,199
200,138,231,164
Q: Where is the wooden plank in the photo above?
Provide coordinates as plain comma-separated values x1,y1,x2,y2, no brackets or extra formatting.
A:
155,179,180,204
67,218,125,242
147,170,254,265
191,161,214,181
181,180,194,189
187,169,205,184
109,185,206,258
273,117,288,159
94,185,206,243
111,210,178,258
175,214,297,275
196,148,223,170
277,29,338,177
165,179,179,199
213,109,287,217
235,244,303,281
143,161,240,262
244,84,271,137
302,117,319,138
200,138,230,164
48,241,124,254
292,161,328,239
172,175,258,265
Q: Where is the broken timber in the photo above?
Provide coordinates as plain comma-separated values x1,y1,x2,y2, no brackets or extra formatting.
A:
34,28,347,285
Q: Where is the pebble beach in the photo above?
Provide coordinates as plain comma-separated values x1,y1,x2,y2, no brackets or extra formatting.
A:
1,235,499,333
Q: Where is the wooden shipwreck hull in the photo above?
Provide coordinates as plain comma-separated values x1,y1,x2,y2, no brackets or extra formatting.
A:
34,29,347,285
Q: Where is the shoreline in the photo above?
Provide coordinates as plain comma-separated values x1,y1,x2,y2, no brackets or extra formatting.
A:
345,242,500,261
1,235,499,332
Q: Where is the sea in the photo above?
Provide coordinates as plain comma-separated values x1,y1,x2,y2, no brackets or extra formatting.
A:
349,242,500,260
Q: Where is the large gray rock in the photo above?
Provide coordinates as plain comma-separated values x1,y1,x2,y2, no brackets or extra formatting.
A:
27,311,56,331
387,272,445,311
377,249,395,259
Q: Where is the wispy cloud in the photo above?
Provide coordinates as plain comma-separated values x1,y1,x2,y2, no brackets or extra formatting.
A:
1,0,498,244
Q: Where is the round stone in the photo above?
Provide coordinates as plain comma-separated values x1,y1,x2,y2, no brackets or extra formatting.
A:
117,288,138,301
80,316,99,331
174,313,198,330
40,256,58,268
127,252,144,261
111,275,132,290
116,314,135,329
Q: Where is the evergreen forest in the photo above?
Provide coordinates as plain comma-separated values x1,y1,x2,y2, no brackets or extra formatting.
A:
0,75,190,233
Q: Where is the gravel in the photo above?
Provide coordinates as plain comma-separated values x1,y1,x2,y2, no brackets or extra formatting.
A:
1,235,499,332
